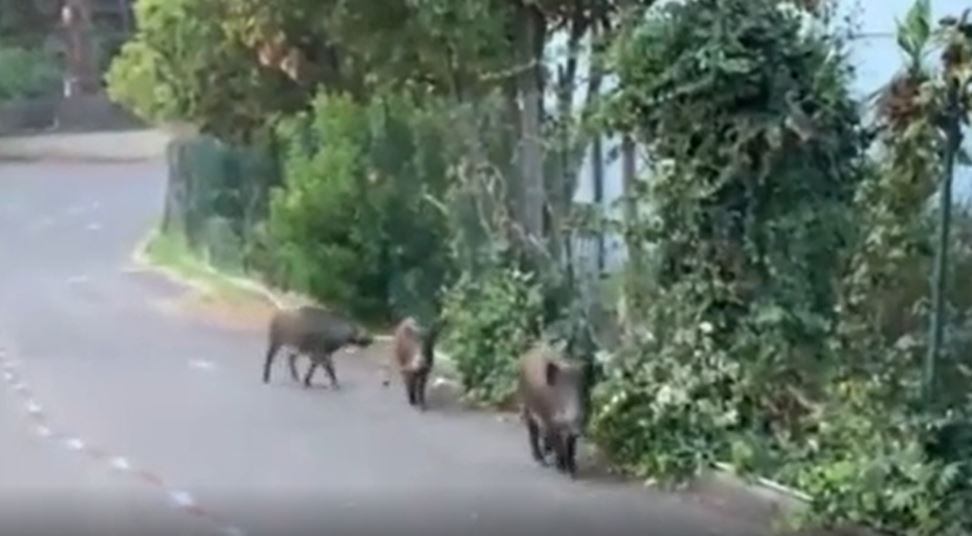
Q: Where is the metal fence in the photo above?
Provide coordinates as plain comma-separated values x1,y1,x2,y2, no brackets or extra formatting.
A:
162,135,279,273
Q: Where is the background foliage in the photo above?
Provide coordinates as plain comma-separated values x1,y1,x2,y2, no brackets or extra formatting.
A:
593,0,865,479
0,46,61,101
107,0,972,533
269,91,453,324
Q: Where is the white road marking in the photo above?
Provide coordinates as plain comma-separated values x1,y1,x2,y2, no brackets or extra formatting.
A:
0,343,245,535
25,400,42,415
111,457,132,471
189,359,216,371
168,490,196,509
66,274,90,285
86,222,102,231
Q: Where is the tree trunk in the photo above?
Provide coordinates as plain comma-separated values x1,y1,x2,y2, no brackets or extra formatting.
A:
620,133,645,330
62,0,99,96
515,2,546,247
549,5,589,279
592,133,606,273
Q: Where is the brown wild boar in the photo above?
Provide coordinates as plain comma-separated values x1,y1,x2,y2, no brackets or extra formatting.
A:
388,317,440,411
518,344,587,478
263,306,374,389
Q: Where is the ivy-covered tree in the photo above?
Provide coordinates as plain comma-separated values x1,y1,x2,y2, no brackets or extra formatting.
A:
592,0,866,479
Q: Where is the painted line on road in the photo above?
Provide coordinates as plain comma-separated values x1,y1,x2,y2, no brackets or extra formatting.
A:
168,490,198,510
110,456,132,472
25,400,43,415
66,275,91,285
86,222,103,231
0,351,247,536
189,359,217,371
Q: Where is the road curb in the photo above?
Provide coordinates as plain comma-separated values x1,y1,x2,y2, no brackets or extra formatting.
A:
0,130,172,163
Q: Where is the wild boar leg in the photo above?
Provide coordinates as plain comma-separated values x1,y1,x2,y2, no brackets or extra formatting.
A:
303,360,319,388
565,435,578,477
287,351,301,382
322,352,340,389
524,411,546,465
263,340,280,384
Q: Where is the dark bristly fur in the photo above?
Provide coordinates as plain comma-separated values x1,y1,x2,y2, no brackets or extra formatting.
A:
263,306,374,389
389,316,441,411
518,344,587,478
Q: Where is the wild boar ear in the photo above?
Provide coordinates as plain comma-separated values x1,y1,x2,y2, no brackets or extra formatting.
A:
545,361,560,386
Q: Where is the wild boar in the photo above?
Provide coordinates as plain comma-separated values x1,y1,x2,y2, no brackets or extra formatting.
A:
389,316,440,411
518,344,588,478
263,306,374,389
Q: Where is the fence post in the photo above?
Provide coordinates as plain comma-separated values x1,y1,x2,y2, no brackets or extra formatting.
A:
925,76,964,409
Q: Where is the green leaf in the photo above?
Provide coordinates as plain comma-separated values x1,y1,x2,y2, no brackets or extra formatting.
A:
899,0,931,59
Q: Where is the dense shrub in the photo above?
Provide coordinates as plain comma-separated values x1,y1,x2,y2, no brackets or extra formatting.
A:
0,47,60,101
269,91,453,323
594,0,972,533
440,266,544,406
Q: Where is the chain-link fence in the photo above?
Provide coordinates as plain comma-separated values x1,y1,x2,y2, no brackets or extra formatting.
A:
160,114,627,341
162,135,279,275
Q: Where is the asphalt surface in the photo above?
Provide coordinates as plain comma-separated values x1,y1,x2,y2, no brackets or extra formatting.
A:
0,160,770,536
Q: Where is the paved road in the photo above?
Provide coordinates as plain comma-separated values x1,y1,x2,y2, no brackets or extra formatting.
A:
0,160,769,536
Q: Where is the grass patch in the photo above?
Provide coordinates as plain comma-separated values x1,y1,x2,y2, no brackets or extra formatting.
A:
141,229,270,306
140,228,464,380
